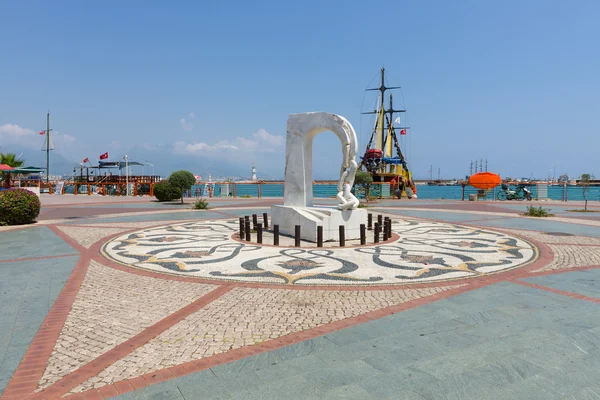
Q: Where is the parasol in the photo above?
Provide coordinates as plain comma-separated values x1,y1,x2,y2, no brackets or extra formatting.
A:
468,172,502,190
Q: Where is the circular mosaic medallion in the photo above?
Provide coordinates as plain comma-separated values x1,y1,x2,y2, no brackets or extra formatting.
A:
102,218,538,286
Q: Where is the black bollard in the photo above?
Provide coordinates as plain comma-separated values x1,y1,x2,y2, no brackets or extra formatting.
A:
367,213,373,230
295,225,301,247
317,226,323,248
252,214,258,230
374,223,380,243
256,223,263,244
263,213,269,229
387,218,393,238
383,218,390,240
239,217,244,237
377,214,383,228
274,224,280,246
360,224,366,245
339,225,345,247
245,218,251,241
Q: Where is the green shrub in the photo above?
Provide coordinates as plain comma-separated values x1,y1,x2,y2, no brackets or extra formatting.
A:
523,206,554,217
168,170,196,204
239,194,252,198
355,171,374,201
0,188,41,225
153,181,180,202
355,171,373,186
193,199,209,209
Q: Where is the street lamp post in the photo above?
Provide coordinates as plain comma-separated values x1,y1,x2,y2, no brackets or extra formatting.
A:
124,155,129,196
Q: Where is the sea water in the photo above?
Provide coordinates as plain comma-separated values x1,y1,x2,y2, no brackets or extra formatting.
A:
189,183,600,202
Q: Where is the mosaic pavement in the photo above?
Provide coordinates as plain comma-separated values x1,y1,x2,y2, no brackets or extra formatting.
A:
2,198,600,399
102,219,538,285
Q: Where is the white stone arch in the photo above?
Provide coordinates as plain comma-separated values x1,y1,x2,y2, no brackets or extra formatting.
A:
284,112,358,208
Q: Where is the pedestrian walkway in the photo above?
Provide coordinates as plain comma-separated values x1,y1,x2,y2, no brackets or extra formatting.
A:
1,196,599,399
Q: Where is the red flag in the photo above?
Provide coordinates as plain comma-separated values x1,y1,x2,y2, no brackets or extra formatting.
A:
39,130,45,135
99,152,109,160
400,129,407,135
83,158,89,163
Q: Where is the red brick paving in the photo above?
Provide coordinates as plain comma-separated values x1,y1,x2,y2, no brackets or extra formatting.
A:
2,255,91,399
512,279,600,304
38,207,171,221
28,287,232,399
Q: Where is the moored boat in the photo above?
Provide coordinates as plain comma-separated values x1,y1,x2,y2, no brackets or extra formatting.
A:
360,68,414,199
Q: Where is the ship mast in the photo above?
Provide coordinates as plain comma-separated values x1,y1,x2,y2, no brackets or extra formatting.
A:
362,68,409,156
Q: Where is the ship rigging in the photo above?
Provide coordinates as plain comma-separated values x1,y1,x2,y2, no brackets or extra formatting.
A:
361,68,414,197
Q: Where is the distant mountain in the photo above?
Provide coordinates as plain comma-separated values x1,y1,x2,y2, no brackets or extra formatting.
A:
3,146,80,177
3,144,336,181
121,145,285,179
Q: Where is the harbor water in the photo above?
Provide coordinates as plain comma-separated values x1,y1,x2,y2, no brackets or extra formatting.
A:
189,183,600,202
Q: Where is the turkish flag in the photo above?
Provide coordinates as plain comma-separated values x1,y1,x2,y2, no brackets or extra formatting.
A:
39,130,45,135
83,158,89,163
400,129,407,135
99,152,109,160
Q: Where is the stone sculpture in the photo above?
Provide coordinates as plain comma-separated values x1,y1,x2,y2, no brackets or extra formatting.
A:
271,112,367,241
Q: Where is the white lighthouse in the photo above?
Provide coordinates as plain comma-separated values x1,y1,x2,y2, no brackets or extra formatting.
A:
251,164,257,181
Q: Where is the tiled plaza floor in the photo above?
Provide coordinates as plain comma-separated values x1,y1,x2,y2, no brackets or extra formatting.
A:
1,196,599,399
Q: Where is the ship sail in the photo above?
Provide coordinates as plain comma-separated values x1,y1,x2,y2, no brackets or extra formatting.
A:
385,121,394,158
374,105,385,151
41,134,55,151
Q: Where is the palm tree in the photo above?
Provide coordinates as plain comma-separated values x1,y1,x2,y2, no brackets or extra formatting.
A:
0,153,25,188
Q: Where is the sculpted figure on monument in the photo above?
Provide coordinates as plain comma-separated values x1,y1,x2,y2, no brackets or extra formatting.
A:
336,153,359,210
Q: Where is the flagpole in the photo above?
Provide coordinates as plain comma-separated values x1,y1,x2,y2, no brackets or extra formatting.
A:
46,112,50,184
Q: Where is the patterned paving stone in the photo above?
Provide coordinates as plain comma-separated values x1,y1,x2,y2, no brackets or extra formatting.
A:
69,221,173,229
54,226,130,248
102,218,537,285
510,229,600,246
71,284,463,393
534,245,600,272
36,261,216,391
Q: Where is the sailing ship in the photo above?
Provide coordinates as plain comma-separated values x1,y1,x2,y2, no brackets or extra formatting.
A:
361,68,413,197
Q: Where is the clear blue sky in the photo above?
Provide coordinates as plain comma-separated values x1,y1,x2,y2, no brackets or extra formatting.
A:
1,0,598,179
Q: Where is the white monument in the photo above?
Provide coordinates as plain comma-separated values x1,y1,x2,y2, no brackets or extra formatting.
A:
251,164,257,181
271,112,367,242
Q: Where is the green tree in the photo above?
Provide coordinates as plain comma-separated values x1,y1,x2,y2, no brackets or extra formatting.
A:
168,170,196,203
153,181,180,202
354,171,374,202
558,173,569,183
580,173,591,211
0,153,25,188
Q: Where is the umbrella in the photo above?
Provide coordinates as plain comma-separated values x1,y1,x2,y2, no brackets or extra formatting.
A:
0,164,15,188
468,172,502,190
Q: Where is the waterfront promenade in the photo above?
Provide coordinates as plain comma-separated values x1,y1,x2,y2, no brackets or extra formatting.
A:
1,195,600,399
